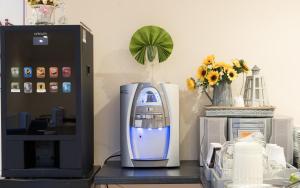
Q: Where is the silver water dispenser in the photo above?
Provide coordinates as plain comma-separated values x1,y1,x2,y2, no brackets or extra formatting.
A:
120,83,179,167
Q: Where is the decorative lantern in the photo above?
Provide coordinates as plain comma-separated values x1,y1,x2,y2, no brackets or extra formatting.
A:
243,65,268,107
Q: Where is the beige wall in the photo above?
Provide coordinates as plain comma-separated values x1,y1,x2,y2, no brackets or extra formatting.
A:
0,0,24,24
64,0,300,165
6,0,298,187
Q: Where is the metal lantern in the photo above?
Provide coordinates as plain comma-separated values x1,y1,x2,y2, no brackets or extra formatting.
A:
243,65,268,107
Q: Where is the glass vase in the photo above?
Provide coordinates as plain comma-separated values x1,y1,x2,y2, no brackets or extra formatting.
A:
31,5,55,25
212,81,233,106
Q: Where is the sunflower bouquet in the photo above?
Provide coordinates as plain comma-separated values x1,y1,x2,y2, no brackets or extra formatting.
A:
27,0,60,6
187,55,249,91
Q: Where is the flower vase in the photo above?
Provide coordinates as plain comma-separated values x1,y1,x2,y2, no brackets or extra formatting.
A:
212,81,233,106
31,5,55,25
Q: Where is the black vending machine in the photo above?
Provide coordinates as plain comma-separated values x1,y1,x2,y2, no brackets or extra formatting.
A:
0,25,94,178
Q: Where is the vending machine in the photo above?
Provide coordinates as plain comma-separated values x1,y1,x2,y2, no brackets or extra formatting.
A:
0,25,94,178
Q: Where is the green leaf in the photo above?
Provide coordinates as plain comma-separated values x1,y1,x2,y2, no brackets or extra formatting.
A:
129,25,173,65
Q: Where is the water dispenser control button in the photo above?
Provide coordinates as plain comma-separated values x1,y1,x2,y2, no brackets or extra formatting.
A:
145,114,153,119
135,120,142,128
147,107,153,112
156,114,163,119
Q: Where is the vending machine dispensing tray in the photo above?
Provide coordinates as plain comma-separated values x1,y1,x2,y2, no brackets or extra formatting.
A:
204,106,275,118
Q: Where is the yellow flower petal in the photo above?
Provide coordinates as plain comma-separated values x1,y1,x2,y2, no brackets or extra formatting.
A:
214,62,226,69
233,59,241,68
207,71,219,86
223,64,233,72
203,55,215,66
196,65,207,81
186,78,196,91
227,68,238,81
241,63,249,73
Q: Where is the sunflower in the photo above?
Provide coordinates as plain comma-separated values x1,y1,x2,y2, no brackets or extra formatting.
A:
213,62,226,69
207,71,220,86
241,62,249,73
197,65,207,81
223,63,233,72
233,59,241,68
203,55,215,66
227,68,238,81
186,78,196,90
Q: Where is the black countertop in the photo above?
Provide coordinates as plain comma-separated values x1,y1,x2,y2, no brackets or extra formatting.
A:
0,166,100,188
94,160,202,185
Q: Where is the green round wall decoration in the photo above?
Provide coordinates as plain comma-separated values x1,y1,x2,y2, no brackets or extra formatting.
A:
129,25,173,65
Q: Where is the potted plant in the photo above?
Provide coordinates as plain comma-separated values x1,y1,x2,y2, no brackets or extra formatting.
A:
187,55,249,106
27,0,61,25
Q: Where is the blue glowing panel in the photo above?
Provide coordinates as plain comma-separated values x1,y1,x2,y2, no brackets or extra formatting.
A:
130,126,170,160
